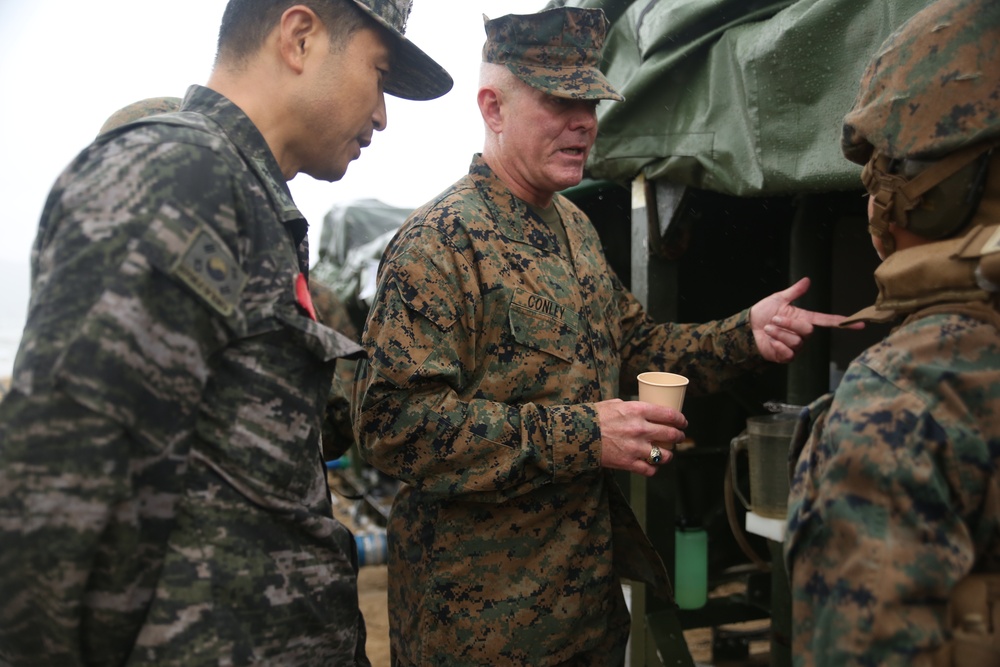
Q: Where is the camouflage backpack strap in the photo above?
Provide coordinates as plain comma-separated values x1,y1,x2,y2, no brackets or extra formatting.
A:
933,502,1000,667
927,379,1000,667
931,573,1000,667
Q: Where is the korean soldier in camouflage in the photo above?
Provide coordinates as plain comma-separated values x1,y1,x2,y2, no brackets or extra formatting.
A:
785,0,1000,664
0,1,451,665
352,7,851,666
107,98,358,462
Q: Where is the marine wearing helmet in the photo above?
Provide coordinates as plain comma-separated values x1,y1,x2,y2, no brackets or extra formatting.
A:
839,0,1000,322
786,2,1000,664
842,0,1000,259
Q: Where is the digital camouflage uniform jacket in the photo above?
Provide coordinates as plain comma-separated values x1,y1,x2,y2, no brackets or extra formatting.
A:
353,155,762,666
0,85,369,666
785,246,1000,666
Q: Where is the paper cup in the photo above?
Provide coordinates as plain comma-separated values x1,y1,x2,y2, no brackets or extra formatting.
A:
637,372,689,412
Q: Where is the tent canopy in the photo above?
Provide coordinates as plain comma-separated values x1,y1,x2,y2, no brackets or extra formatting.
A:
552,0,930,196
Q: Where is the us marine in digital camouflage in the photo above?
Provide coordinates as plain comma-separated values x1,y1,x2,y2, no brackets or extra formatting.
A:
785,0,1000,664
0,0,451,665
352,7,853,666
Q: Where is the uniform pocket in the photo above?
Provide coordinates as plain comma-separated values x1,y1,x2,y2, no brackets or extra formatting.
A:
508,288,579,363
194,303,356,505
273,307,364,362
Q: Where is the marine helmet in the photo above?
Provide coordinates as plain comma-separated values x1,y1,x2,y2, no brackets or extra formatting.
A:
841,0,1000,255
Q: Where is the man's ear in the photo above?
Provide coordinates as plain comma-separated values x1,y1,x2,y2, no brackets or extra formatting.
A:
478,87,504,134
277,5,322,74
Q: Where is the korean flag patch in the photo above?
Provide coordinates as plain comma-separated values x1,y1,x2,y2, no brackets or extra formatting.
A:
172,228,246,317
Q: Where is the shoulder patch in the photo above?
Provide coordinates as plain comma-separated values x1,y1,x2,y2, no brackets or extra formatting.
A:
171,227,246,317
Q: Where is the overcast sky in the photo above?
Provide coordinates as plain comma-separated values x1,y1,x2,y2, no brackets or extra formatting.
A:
0,0,544,266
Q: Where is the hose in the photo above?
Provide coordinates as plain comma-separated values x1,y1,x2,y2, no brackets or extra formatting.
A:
724,457,771,572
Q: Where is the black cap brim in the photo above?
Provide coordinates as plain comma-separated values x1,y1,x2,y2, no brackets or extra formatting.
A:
351,1,454,101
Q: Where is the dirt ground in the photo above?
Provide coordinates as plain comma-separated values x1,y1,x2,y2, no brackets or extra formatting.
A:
331,496,392,667
357,564,391,667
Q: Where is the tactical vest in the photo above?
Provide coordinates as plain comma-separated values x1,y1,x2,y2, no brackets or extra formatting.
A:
842,223,1000,326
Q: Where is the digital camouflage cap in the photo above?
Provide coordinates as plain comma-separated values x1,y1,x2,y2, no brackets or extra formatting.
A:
482,7,623,102
842,0,1000,165
352,0,452,101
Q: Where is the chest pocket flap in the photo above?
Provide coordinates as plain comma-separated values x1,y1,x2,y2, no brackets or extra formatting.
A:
509,288,579,363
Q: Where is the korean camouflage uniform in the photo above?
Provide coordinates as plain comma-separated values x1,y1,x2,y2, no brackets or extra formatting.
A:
0,85,369,666
353,155,765,666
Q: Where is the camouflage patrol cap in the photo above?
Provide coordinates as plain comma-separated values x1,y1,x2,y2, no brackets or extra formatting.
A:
352,0,452,101
842,0,1000,165
98,97,183,135
482,7,623,102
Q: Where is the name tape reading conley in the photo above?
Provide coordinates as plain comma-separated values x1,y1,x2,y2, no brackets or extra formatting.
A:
511,287,577,328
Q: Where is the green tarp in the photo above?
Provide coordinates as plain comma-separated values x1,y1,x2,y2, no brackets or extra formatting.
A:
314,198,409,311
553,0,932,196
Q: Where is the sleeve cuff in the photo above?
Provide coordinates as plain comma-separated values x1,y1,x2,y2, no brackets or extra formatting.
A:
541,403,603,483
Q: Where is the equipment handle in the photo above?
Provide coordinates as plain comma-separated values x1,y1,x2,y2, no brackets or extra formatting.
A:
730,432,752,512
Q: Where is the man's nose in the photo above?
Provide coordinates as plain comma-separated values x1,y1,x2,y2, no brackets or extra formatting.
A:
570,103,597,130
373,94,387,132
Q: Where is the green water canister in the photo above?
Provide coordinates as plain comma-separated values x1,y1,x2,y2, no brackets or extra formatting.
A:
674,517,708,609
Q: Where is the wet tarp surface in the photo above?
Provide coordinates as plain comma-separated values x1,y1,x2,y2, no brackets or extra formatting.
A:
314,198,409,312
553,0,932,196
317,198,410,266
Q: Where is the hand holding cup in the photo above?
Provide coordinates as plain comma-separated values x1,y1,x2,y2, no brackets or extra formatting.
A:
637,372,689,461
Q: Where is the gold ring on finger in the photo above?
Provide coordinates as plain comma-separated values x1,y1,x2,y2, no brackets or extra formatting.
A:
648,445,662,466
